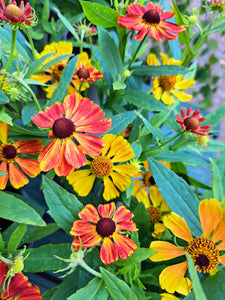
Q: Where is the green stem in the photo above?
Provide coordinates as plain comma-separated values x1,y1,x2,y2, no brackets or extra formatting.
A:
25,29,36,60
146,131,185,152
79,259,102,278
127,34,148,69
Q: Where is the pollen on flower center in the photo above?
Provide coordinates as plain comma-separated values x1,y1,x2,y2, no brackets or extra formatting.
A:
184,116,199,130
147,206,161,223
52,118,75,139
52,64,65,81
4,4,23,21
184,237,219,273
96,217,116,238
2,144,17,160
77,67,90,80
159,75,176,91
91,156,113,178
143,172,155,187
142,9,160,24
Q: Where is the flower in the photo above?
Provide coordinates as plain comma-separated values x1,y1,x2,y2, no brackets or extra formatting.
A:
31,41,77,98
197,134,210,147
208,0,225,14
67,134,138,201
0,0,35,27
0,261,42,299
117,2,185,41
0,121,43,190
72,52,103,91
70,202,138,265
31,94,111,177
176,107,211,136
147,53,195,105
149,198,225,294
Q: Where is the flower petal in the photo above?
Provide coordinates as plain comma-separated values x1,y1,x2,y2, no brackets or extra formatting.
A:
74,133,104,157
0,121,8,143
100,237,118,265
98,202,115,218
150,241,185,261
15,140,43,154
170,89,192,102
38,139,61,172
103,176,119,201
16,158,41,178
70,220,96,235
72,231,102,250
112,206,134,223
0,162,8,190
161,91,175,105
211,208,225,243
68,169,95,197
113,233,137,260
64,138,86,169
8,164,29,189
116,221,137,232
78,204,100,223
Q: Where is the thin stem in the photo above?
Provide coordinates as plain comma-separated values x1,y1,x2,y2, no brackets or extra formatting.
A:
127,34,148,69
25,29,36,60
79,259,102,278
146,131,185,152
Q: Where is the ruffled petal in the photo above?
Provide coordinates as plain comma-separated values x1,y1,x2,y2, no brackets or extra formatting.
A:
113,164,138,177
110,171,131,192
15,158,41,178
70,220,96,235
150,241,185,261
15,140,44,154
116,221,137,232
54,140,75,176
8,163,29,189
100,237,118,265
78,204,100,223
103,176,119,201
67,169,95,197
38,139,61,172
126,3,146,15
72,231,102,250
74,133,104,157
108,136,135,162
152,223,166,239
64,138,86,169
112,206,134,223
113,233,137,260
98,202,115,218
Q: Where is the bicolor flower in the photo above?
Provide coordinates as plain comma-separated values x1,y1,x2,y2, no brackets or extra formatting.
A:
31,94,111,177
70,202,138,265
117,2,185,41
150,198,225,294
67,134,138,201
0,122,43,189
176,107,211,135
147,53,195,105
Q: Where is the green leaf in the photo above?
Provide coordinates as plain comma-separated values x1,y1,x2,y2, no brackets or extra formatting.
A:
132,202,150,240
68,278,108,300
113,81,126,90
7,224,27,255
0,232,5,253
0,109,12,125
39,54,73,73
106,111,137,135
25,52,55,78
42,0,53,34
0,90,9,104
98,27,123,81
131,65,187,76
8,123,47,137
210,158,223,202
0,191,45,226
22,102,38,125
100,268,138,300
23,243,71,273
201,103,225,129
49,55,78,105
148,158,201,236
42,176,83,233
117,248,155,267
80,1,120,28
204,22,225,35
25,223,59,243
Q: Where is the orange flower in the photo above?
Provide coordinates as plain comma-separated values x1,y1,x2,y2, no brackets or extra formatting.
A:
117,2,185,41
0,122,43,189
31,94,111,176
70,202,138,265
0,261,42,299
150,198,225,295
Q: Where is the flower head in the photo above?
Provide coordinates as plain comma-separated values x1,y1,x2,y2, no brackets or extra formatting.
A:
147,53,195,105
67,134,138,200
117,2,185,41
208,0,225,14
0,122,43,190
70,202,138,265
0,0,36,28
72,52,103,91
0,261,42,299
150,198,225,294
176,107,211,135
31,94,111,177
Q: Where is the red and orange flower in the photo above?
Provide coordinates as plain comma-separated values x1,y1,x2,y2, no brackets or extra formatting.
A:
31,94,111,176
0,121,43,190
0,261,42,299
117,2,185,41
70,202,138,265
176,107,211,135
150,198,225,295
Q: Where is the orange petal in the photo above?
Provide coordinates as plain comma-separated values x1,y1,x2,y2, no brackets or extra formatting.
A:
64,138,86,169
0,262,8,286
219,256,225,266
150,241,185,261
0,162,8,190
112,205,134,223
159,262,188,294
38,139,61,172
98,202,115,218
100,237,118,265
72,231,101,249
15,140,44,154
116,221,137,232
212,210,225,244
176,276,192,296
54,139,74,176
164,212,193,242
78,204,100,223
9,164,29,189
113,233,137,260
70,220,96,235
74,133,104,156
199,198,222,239
16,158,41,178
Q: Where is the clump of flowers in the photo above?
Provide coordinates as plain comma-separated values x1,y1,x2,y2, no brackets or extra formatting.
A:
117,2,185,41
67,134,138,200
176,107,211,135
31,94,111,176
147,53,195,105
70,202,138,265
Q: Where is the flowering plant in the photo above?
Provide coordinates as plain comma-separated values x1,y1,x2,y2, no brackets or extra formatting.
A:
0,0,225,298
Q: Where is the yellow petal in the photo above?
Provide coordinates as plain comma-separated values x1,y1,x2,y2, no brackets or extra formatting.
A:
160,53,169,65
152,222,166,239
170,89,192,102
67,169,95,197
161,91,175,105
103,176,119,201
176,277,192,296
161,293,180,300
151,86,162,100
147,53,159,66
174,77,195,90
0,121,8,143
136,189,150,207
150,241,185,261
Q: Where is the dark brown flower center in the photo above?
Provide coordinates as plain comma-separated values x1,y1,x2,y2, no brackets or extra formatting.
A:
184,237,219,273
77,67,90,80
143,171,155,187
4,4,23,21
184,117,199,130
159,75,176,91
52,118,75,139
142,9,160,24
96,218,116,238
147,206,161,223
91,156,113,178
2,144,17,159
52,64,65,81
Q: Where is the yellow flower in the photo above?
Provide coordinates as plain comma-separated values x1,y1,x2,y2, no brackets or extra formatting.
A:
147,53,195,105
67,134,138,201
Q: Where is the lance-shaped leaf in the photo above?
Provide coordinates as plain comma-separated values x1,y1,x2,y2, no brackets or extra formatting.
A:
131,65,187,76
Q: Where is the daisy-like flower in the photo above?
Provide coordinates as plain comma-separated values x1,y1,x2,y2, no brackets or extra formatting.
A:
67,134,138,201
0,261,42,299
31,94,111,177
70,202,138,265
0,122,43,190
147,53,195,105
31,41,77,98
209,0,225,14
72,52,103,92
0,0,35,27
176,107,211,136
117,2,185,41
150,198,225,294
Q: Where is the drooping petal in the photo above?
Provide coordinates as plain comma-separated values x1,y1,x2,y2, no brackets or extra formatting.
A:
74,133,104,157
112,205,134,223
152,223,166,239
0,162,8,190
38,139,61,172
170,89,192,102
150,241,185,261
15,140,43,154
113,164,138,177
147,53,159,66
176,276,192,296
15,158,41,178
103,176,119,201
54,140,75,176
116,221,137,232
72,231,102,250
0,121,8,143
64,138,86,169
113,233,137,260
100,237,118,265
161,91,175,105
174,78,195,90
78,204,100,223
70,220,96,235
211,209,225,243
67,169,95,197
98,202,115,218
108,136,135,162
8,163,29,189
110,171,131,192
